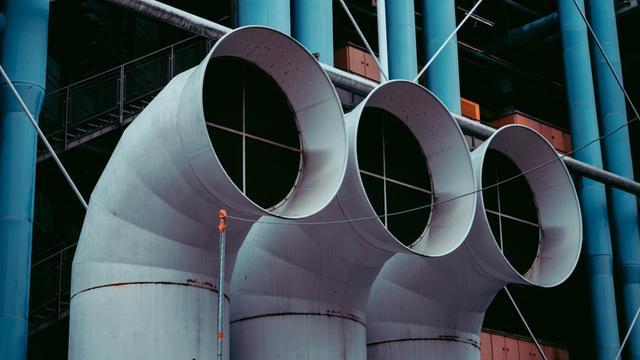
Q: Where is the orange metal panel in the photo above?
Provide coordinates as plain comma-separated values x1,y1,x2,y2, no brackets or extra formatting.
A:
364,52,381,82
504,337,519,360
555,129,566,153
543,345,558,360
488,114,516,129
563,132,573,152
514,114,542,132
349,47,366,76
550,127,564,151
480,332,493,360
461,97,481,121
491,334,507,360
334,47,349,72
531,343,544,359
557,348,570,360
334,46,366,78
518,340,535,360
537,123,554,143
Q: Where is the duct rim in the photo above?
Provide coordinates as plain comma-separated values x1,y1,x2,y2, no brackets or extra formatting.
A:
193,26,347,219
349,80,476,257
475,125,582,287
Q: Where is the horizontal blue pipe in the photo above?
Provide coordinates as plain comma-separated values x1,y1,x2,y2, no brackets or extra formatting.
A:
385,0,417,80
587,0,640,357
422,0,461,114
489,13,558,50
0,0,49,359
557,0,620,358
236,0,291,34
292,0,333,65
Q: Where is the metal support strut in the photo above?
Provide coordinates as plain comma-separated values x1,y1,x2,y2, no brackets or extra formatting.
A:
217,209,227,360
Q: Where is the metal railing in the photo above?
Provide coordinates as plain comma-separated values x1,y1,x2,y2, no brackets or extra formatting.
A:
37,35,213,161
29,242,77,335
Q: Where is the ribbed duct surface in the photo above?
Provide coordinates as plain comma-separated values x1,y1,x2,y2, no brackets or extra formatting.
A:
367,125,582,360
68,26,346,360
229,80,476,359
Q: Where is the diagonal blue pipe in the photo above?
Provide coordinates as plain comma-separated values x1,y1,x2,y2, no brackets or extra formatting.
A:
587,0,640,357
557,1,620,358
292,0,333,65
421,0,461,114
236,0,291,34
385,0,417,80
0,0,49,359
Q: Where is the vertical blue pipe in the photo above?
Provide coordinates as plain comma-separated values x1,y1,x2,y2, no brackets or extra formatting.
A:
385,0,417,80
236,0,291,34
421,0,461,114
0,0,49,359
587,0,640,357
292,0,333,65
557,1,620,358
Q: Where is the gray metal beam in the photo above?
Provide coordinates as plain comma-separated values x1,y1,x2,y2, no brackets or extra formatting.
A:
103,0,640,197
496,0,543,18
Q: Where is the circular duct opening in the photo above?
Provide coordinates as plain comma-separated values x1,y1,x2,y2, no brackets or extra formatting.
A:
196,26,347,218
204,57,301,210
357,107,432,247
480,125,582,287
350,81,476,256
482,149,540,275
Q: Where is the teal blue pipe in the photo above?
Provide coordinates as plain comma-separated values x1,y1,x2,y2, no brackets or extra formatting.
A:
421,0,461,114
0,0,49,359
587,0,640,357
558,1,620,358
236,0,291,34
292,0,333,65
385,0,417,80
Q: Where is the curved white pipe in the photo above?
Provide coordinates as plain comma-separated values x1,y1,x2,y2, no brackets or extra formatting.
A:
68,26,347,360
367,125,582,359
229,80,477,359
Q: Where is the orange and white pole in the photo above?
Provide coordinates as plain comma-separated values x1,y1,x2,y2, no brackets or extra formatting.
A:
216,209,227,360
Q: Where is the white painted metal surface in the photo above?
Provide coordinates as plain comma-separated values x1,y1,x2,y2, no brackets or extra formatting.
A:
367,125,582,360
230,80,476,359
376,0,389,78
68,26,346,360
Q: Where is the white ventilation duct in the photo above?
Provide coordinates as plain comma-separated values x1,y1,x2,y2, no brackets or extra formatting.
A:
229,80,477,359
367,125,582,359
68,26,347,360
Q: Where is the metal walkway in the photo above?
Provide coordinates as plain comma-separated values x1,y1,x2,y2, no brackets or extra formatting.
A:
37,35,212,162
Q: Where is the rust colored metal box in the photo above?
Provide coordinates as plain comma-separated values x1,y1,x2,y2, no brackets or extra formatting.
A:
335,45,366,77
480,332,493,360
461,97,481,121
363,52,380,82
335,44,380,82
